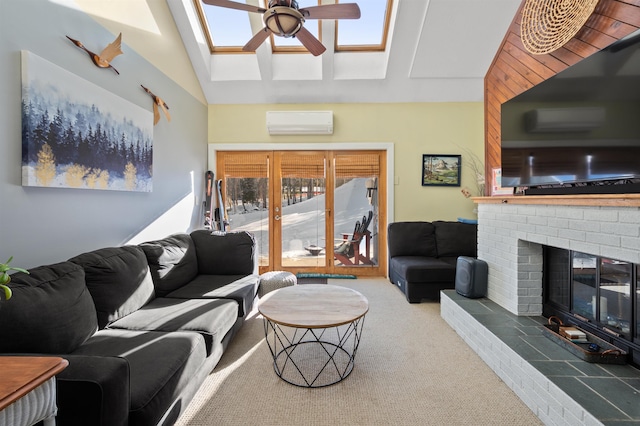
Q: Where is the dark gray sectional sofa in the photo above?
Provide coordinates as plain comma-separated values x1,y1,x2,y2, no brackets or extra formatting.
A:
388,221,477,303
0,230,259,426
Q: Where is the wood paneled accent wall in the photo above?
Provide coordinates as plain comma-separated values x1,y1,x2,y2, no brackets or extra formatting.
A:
484,0,640,194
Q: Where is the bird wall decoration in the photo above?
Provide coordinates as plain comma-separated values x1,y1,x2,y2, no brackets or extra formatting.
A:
141,85,171,125
66,32,123,74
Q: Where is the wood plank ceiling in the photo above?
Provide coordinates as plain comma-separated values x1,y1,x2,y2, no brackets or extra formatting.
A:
484,0,640,193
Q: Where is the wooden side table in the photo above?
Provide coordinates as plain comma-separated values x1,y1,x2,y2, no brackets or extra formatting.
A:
0,356,68,426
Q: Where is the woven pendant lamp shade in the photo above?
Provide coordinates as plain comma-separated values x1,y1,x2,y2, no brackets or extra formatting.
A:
521,0,599,55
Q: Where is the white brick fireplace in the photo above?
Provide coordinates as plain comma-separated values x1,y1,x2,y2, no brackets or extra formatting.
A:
477,197,640,315
440,196,640,425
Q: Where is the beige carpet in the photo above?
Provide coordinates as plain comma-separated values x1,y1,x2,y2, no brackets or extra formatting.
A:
176,278,542,426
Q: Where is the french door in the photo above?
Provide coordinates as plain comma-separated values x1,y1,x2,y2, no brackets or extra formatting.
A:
216,150,386,276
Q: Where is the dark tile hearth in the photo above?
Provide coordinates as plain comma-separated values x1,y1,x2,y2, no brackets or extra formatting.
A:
442,290,640,425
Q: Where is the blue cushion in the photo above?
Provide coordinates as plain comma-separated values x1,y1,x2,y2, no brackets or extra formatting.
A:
457,217,478,225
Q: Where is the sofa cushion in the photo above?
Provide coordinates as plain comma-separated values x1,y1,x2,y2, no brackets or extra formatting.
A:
70,329,208,426
107,297,238,356
388,222,437,258
140,233,198,297
433,221,477,258
190,230,256,275
165,274,259,317
389,256,457,283
69,246,155,329
0,261,97,354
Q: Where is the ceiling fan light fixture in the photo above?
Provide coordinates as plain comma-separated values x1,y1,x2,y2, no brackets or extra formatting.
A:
264,6,304,37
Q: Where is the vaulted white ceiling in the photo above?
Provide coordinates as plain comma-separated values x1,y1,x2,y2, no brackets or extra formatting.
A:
168,0,522,104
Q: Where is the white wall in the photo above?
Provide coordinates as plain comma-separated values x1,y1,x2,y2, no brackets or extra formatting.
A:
0,0,208,268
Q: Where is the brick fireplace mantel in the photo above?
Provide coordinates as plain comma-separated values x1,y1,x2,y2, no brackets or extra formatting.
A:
474,194,640,207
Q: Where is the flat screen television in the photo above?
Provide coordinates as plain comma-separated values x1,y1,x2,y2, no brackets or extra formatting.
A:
500,29,640,194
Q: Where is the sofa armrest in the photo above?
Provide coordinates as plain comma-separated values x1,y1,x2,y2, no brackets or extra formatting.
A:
55,355,130,426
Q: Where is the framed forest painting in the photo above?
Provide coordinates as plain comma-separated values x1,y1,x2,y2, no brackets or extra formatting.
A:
422,154,461,186
21,50,153,192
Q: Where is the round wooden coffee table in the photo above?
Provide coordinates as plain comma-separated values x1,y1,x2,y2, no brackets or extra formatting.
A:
258,284,369,387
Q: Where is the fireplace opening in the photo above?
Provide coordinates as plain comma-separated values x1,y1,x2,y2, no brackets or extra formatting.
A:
542,245,640,368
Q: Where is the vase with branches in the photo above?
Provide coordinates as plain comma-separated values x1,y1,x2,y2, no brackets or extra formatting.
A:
458,145,485,198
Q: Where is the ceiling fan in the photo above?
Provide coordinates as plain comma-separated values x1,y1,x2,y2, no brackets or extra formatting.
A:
202,0,361,56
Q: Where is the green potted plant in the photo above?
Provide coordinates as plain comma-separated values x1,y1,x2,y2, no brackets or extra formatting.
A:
0,256,29,300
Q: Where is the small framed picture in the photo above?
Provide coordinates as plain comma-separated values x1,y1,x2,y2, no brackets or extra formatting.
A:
422,154,461,187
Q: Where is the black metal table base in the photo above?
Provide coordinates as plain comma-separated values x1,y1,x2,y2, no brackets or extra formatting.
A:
263,317,366,387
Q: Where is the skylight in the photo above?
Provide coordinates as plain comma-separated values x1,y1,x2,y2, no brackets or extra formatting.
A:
196,0,392,54
200,3,254,49
336,0,390,50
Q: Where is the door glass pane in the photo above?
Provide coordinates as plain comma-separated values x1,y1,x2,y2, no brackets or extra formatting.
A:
280,153,326,268
333,153,380,267
220,153,270,268
572,251,597,321
599,258,632,338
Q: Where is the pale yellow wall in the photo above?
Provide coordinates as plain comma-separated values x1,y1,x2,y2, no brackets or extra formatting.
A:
209,103,484,222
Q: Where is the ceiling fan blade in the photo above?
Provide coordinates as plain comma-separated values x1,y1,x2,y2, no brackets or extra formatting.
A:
201,0,266,14
299,4,361,20
295,26,326,56
242,28,271,52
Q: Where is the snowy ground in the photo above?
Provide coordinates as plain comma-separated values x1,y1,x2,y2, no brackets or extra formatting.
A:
228,178,375,259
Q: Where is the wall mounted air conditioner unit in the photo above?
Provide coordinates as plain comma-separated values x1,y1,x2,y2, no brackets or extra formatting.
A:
266,111,333,135
524,107,605,133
